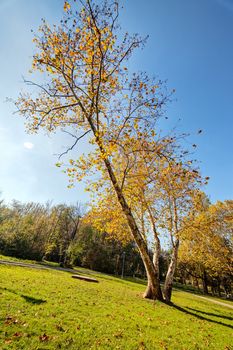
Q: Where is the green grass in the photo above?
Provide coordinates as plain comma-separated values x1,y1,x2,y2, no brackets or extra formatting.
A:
0,254,39,264
195,293,233,306
0,264,232,350
173,282,233,305
0,254,61,268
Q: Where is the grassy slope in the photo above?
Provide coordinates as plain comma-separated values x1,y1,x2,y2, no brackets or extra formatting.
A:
173,282,233,306
0,264,232,350
0,254,60,267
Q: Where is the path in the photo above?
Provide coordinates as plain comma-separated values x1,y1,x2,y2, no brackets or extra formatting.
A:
192,294,233,310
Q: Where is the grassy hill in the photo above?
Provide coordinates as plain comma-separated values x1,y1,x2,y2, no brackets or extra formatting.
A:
0,261,232,349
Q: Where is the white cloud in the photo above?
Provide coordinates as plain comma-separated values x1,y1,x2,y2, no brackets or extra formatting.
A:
23,142,34,150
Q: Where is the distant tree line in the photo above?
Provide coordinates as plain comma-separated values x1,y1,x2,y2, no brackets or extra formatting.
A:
0,200,149,277
0,198,232,298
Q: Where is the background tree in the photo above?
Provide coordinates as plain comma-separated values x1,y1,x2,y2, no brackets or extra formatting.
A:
179,199,233,296
0,197,147,278
0,201,49,260
44,202,83,266
71,224,145,276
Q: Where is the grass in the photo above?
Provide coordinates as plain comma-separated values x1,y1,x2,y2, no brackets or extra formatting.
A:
0,254,39,264
0,263,232,349
194,293,233,306
0,254,61,268
173,282,233,305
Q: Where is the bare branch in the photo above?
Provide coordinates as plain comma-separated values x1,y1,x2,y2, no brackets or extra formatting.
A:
58,129,91,159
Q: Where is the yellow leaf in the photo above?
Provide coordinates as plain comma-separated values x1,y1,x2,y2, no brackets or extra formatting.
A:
64,1,71,12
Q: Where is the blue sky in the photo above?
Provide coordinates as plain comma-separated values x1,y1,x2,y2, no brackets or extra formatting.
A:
0,0,232,205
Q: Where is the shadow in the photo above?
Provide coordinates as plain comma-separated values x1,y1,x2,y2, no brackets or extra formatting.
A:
20,294,46,305
187,307,233,321
171,303,233,330
0,287,46,305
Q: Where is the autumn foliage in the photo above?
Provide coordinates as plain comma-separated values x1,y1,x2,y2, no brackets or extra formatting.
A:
14,0,229,302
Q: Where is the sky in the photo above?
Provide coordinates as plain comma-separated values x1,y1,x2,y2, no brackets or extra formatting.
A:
0,0,232,205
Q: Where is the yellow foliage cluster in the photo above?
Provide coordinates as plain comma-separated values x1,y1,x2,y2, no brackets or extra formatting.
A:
179,200,233,276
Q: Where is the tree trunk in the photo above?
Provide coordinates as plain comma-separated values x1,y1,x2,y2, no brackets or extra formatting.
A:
115,254,120,275
88,119,163,301
210,278,215,295
103,157,163,300
143,274,163,300
143,235,163,299
164,239,179,303
144,229,163,300
143,205,163,300
153,242,160,279
195,277,200,291
217,278,221,297
202,269,208,294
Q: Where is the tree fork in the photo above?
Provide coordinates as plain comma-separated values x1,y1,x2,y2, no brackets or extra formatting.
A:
103,155,164,301
89,120,163,301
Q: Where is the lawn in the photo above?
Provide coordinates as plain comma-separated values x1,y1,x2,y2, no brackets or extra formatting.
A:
0,263,232,350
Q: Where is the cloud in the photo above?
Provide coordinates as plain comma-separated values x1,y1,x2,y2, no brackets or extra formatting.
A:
23,142,34,150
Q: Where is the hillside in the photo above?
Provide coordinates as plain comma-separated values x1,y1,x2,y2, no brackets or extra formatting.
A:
0,261,232,349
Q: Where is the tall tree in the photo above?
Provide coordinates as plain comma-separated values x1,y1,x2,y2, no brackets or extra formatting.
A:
15,0,200,301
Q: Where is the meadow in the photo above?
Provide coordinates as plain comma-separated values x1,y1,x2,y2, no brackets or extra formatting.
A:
0,261,232,350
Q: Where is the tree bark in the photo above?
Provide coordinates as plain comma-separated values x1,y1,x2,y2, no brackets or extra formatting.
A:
143,235,163,299
143,205,163,300
153,237,160,278
143,274,163,300
164,239,179,303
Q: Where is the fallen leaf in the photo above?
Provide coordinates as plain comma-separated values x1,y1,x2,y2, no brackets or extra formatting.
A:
39,333,49,342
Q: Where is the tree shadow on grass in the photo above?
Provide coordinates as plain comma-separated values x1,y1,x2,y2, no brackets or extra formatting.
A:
0,287,46,305
171,303,233,330
186,307,233,321
20,294,46,304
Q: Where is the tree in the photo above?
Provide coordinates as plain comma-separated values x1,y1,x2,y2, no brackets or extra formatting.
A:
179,198,233,295
71,223,145,276
0,201,49,260
44,202,83,266
85,150,202,301
15,0,201,301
